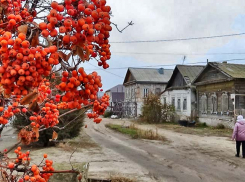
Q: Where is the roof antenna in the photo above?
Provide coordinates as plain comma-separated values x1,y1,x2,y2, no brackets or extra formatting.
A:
182,56,186,65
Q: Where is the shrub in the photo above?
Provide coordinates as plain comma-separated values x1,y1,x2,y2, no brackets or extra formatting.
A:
141,94,175,123
13,109,85,146
213,123,225,129
104,110,113,118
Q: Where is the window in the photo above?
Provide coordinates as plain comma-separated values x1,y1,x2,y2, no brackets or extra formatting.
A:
143,88,149,98
183,98,187,110
221,92,229,114
163,97,167,105
201,94,207,114
131,88,134,99
211,93,217,114
155,88,161,95
171,97,175,107
177,98,181,110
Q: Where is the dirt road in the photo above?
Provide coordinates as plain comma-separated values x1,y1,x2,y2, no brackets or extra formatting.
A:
86,118,245,182
0,126,18,151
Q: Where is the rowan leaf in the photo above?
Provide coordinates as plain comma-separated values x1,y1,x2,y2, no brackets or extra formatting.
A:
58,51,72,62
28,101,40,113
31,31,39,47
18,25,28,35
52,131,58,140
77,46,86,62
32,127,39,140
20,91,38,105
85,46,90,61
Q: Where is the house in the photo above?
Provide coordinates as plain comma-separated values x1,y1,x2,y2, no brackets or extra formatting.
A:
193,62,245,127
123,67,173,116
161,65,205,120
105,84,125,105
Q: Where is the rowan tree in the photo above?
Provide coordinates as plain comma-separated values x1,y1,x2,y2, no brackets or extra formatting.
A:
0,0,113,181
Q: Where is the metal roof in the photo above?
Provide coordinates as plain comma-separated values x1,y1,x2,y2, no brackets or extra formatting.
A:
105,84,125,93
124,67,173,84
209,62,245,79
177,65,205,84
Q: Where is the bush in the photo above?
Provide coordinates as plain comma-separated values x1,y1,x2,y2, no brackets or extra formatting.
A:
13,109,85,146
213,123,225,129
141,94,175,123
103,110,113,118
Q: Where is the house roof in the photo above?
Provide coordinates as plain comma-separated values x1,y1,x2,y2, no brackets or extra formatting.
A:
105,84,125,93
193,62,245,85
177,65,205,84
123,67,173,84
165,65,205,90
209,62,245,79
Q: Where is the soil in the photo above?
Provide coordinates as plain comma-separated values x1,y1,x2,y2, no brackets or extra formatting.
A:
1,118,245,182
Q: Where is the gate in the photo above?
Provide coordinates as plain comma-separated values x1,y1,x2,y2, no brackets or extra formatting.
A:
109,101,137,118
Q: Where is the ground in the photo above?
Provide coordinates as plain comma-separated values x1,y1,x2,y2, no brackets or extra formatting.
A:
1,118,245,182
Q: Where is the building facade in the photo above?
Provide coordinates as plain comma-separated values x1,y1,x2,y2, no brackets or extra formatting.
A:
193,62,245,127
123,67,173,116
161,65,204,120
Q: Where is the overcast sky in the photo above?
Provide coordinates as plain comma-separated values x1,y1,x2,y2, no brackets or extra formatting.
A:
83,0,245,91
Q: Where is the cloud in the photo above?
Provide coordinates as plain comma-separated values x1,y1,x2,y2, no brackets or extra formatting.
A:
92,0,245,90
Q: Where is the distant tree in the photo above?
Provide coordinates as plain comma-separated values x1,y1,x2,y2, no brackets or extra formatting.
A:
141,94,175,123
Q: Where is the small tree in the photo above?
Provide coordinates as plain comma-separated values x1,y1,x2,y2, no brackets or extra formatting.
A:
141,94,175,123
141,94,163,123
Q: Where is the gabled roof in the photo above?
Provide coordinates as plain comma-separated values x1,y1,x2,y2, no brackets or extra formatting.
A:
193,62,245,85
177,65,205,84
209,62,245,79
123,67,173,85
105,84,125,93
165,65,205,89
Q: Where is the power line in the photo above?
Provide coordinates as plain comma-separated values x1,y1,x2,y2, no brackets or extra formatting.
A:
110,32,245,43
112,52,245,56
85,58,245,71
86,62,124,79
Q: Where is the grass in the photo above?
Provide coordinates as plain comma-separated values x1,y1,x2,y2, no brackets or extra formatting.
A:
106,123,167,141
157,122,233,137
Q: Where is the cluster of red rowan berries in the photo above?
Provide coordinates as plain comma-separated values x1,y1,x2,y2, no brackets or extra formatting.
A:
87,94,109,123
39,0,112,68
5,146,53,182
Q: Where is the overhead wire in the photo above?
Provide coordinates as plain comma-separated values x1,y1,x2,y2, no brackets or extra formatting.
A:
112,52,245,56
86,62,124,79
110,32,245,43
85,58,245,71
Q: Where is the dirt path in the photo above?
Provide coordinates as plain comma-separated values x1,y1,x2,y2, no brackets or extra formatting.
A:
86,118,245,182
0,126,18,151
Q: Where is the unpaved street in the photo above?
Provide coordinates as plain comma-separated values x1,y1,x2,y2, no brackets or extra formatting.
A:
86,118,245,182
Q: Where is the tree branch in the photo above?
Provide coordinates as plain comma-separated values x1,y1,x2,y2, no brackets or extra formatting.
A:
111,21,134,33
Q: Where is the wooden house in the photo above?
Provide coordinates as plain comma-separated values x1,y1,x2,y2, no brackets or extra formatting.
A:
123,67,173,116
193,62,245,127
161,65,205,120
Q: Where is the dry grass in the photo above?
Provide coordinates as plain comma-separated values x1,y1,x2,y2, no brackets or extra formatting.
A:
57,130,99,151
106,123,167,141
110,176,136,182
157,122,233,137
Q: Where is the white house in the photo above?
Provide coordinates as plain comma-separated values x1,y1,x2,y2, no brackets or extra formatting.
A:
161,65,204,120
123,67,173,116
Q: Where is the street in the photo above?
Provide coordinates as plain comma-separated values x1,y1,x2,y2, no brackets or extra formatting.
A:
86,118,245,182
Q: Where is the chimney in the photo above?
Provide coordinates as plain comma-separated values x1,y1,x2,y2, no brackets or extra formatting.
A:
158,68,164,74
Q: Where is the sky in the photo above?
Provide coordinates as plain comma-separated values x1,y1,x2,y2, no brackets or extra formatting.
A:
83,0,245,91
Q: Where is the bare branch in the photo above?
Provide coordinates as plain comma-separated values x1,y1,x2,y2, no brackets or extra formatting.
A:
111,21,134,33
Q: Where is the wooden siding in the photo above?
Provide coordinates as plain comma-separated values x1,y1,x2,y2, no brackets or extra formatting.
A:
197,81,235,115
195,66,228,84
170,71,186,87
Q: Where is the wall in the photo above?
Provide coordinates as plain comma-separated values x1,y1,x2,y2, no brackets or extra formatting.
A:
125,83,166,115
161,89,192,119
